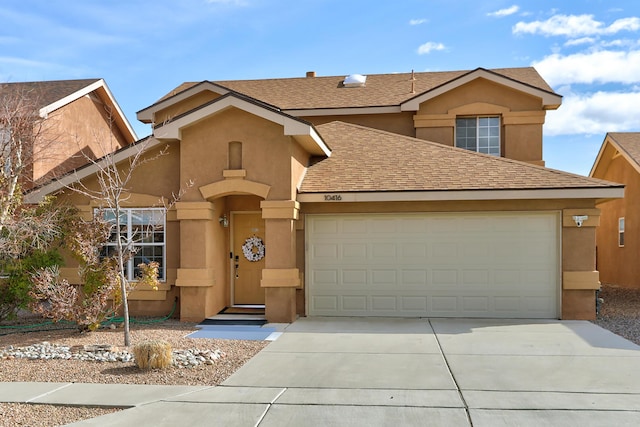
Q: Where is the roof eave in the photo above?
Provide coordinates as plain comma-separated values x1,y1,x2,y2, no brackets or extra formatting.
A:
24,136,162,204
297,187,624,203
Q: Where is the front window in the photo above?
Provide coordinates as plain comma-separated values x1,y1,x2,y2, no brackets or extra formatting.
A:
101,208,166,281
456,116,500,156
619,217,625,247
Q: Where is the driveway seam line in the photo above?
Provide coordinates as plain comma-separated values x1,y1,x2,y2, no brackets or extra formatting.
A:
428,319,473,426
254,387,287,425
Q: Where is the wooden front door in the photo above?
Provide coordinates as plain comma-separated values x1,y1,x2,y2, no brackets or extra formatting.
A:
232,212,266,305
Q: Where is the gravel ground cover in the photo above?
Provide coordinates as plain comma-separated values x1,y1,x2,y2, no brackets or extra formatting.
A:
592,284,640,345
1,284,639,426
0,318,268,426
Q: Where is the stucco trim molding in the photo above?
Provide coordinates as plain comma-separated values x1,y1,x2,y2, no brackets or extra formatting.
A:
175,268,216,287
261,200,300,219
175,202,216,220
563,271,600,290
261,268,301,288
200,179,271,200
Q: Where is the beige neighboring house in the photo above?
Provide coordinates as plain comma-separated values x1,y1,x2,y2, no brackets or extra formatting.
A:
590,133,640,288
0,79,137,188
27,67,623,322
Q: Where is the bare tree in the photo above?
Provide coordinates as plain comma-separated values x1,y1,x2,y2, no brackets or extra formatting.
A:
67,127,191,346
0,85,52,231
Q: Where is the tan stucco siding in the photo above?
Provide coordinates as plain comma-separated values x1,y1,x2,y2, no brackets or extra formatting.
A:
418,78,543,114
503,124,543,164
597,156,639,287
155,91,221,125
34,94,129,183
303,112,416,137
291,141,310,199
416,127,454,146
179,108,294,202
413,79,546,163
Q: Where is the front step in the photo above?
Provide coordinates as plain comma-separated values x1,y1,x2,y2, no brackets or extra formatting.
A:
198,307,267,326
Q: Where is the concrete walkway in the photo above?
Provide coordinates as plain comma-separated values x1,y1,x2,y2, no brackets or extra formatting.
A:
3,318,640,426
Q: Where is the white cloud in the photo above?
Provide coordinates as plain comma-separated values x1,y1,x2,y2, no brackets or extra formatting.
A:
513,14,640,37
564,37,596,47
410,18,427,26
487,5,519,18
545,90,640,136
417,42,445,55
533,49,640,86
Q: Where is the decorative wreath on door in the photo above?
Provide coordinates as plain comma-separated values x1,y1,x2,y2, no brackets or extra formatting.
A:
242,236,265,262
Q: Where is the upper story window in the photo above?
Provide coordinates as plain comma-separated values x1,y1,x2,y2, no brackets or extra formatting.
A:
455,116,500,156
619,217,625,247
100,208,166,281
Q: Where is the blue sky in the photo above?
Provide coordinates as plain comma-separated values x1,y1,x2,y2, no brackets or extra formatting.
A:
1,0,639,176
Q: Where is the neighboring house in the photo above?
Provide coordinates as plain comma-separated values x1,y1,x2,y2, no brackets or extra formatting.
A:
590,132,640,288
0,79,137,188
27,67,623,322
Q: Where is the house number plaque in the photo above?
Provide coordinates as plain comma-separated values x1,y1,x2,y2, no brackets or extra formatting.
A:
324,194,343,201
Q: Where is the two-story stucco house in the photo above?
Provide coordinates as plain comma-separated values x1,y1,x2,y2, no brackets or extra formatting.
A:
27,67,623,322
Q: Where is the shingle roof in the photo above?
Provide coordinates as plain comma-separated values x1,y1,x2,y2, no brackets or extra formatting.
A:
607,133,640,167
300,121,619,193
158,67,555,111
0,79,101,110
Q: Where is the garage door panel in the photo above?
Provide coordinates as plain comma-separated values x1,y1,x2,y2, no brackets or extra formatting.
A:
401,269,428,285
307,213,558,318
343,243,367,258
312,269,338,285
342,269,368,285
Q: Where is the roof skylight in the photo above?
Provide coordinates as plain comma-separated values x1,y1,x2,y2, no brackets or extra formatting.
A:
343,74,367,87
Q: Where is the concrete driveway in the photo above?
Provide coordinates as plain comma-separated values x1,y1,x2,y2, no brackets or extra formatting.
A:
69,318,640,426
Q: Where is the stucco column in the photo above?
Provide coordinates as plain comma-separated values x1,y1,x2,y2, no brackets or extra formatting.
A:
174,201,225,321
261,200,301,323
561,208,601,320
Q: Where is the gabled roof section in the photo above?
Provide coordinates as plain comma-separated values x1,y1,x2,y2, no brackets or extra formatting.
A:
400,68,562,111
155,91,331,156
0,78,138,143
299,121,622,202
136,80,233,123
141,67,560,119
590,132,640,178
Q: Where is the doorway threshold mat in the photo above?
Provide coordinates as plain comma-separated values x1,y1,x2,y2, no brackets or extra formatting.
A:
188,324,279,341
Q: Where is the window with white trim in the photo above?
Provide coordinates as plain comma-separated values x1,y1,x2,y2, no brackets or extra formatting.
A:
455,116,501,156
100,208,166,281
619,217,625,247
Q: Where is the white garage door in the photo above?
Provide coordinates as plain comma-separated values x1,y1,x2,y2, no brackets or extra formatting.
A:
306,212,559,318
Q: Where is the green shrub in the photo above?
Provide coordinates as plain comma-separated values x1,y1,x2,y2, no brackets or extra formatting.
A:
0,249,62,321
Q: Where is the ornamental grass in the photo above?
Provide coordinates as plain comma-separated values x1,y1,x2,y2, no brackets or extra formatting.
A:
132,339,172,369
